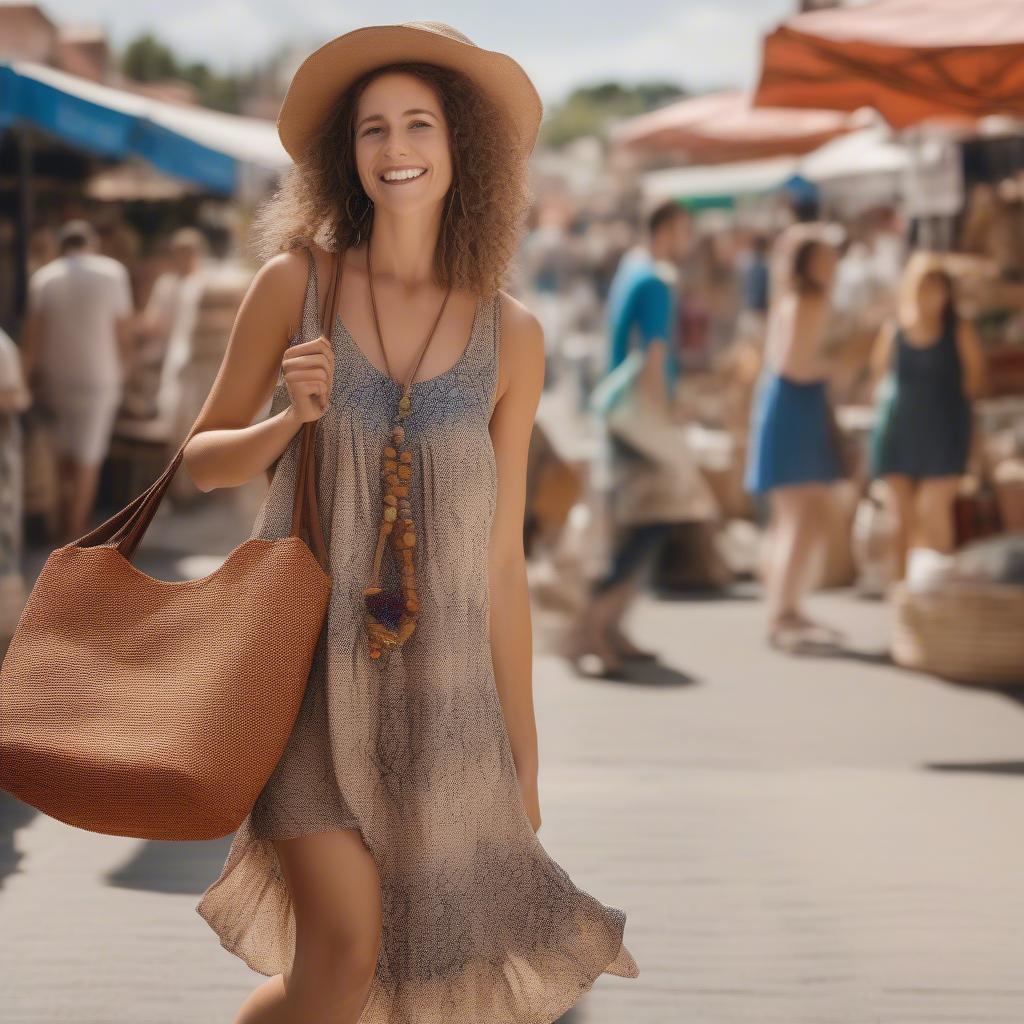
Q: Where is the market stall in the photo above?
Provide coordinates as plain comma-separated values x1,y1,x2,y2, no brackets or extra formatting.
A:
754,0,1024,128
611,89,865,165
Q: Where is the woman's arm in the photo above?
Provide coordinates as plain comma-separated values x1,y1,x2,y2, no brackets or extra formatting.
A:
488,292,546,832
955,317,989,400
182,250,332,492
867,317,896,398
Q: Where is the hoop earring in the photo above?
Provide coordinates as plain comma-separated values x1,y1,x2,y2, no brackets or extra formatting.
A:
439,184,458,266
346,191,373,245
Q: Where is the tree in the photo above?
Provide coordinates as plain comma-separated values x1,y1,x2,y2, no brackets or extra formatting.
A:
542,81,687,148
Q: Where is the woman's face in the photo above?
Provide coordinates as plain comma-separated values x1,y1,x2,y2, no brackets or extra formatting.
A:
354,71,453,219
806,241,838,290
916,271,951,320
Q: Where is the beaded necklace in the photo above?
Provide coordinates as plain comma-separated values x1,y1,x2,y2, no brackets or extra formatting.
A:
352,243,453,662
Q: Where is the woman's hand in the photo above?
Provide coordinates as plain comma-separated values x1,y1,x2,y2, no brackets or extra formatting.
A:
283,334,334,422
519,773,542,833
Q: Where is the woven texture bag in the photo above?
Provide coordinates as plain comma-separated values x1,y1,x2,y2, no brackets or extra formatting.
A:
0,249,341,841
891,580,1024,685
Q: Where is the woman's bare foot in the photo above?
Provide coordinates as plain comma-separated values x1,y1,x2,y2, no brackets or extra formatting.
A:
567,623,627,678
606,626,659,661
768,611,844,653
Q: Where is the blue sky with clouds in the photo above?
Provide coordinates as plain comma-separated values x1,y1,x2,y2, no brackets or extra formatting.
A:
45,0,795,105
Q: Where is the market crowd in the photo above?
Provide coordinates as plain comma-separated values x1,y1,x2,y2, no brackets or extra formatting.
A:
517,187,1023,680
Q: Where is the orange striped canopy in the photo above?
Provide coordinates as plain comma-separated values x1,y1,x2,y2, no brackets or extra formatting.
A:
754,0,1024,129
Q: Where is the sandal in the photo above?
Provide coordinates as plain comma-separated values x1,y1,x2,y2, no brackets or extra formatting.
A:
566,628,627,679
768,613,844,654
607,629,659,662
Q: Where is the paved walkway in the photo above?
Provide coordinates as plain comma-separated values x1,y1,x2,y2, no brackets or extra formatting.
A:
3,492,1024,1023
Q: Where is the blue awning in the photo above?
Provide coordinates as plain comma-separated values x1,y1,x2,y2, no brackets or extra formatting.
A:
0,61,289,195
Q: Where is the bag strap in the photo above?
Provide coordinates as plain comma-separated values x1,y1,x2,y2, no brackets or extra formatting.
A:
75,247,343,574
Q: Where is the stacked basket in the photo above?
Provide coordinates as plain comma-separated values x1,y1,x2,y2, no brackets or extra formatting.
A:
891,580,1024,685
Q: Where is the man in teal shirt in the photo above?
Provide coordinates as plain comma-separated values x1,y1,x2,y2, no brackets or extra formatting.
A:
605,200,689,401
570,200,691,678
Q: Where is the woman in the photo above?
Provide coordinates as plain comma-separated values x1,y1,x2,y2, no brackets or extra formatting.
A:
182,22,638,1024
745,223,847,650
869,252,988,579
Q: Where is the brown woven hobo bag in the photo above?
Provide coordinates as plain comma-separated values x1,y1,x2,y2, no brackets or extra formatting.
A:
0,249,342,841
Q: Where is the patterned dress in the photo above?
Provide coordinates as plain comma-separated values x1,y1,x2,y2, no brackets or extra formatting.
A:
195,247,639,1023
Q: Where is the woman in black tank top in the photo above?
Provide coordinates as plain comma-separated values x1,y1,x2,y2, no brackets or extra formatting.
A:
868,253,988,580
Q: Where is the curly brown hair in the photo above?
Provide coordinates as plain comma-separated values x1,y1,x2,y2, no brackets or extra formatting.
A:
248,61,533,297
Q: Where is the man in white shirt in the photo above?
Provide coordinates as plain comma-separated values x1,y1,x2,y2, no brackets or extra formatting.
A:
141,227,207,426
20,219,135,542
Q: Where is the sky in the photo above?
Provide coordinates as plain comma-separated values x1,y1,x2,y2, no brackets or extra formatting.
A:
44,0,796,106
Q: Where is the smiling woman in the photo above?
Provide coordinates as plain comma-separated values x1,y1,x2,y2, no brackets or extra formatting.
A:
247,52,531,299
186,19,639,1024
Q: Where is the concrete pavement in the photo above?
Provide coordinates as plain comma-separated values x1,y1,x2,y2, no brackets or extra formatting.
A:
3,492,1024,1023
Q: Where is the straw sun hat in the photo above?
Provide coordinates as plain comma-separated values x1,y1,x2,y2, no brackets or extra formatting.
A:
276,21,544,162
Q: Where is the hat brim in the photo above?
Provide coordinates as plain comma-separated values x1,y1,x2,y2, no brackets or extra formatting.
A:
276,24,543,163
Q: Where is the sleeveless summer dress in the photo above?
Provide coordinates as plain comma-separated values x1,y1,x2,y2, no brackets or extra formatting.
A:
870,318,972,480
195,247,639,1024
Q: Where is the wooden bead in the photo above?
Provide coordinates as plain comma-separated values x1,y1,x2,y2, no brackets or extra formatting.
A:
393,426,405,442
384,446,396,458
383,506,397,522
399,451,412,463
394,485,408,497
384,459,397,472
397,465,411,480
382,521,393,534
383,494,397,506
403,532,415,547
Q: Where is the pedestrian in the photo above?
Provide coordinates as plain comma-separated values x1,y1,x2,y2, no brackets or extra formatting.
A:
19,219,135,543
0,322,30,641
568,199,694,678
145,227,209,426
182,22,638,1024
868,251,988,579
736,231,771,343
745,223,847,651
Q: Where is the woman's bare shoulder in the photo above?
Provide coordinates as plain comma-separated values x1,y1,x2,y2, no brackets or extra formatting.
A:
250,247,314,339
494,289,545,405
496,289,543,350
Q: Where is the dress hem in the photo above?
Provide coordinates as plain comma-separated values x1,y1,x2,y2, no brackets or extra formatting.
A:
195,872,639,1024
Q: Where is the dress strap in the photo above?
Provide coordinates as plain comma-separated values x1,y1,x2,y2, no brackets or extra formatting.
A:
479,291,501,412
471,291,500,372
302,245,320,343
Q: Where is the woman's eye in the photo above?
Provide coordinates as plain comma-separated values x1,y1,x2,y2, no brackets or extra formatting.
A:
362,122,429,136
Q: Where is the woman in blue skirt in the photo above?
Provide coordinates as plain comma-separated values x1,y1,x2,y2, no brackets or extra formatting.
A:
745,223,847,650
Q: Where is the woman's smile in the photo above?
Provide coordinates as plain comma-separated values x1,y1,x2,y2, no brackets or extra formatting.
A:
380,166,427,185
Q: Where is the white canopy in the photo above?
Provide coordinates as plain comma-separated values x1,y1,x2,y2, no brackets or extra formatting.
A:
641,155,801,203
799,126,909,182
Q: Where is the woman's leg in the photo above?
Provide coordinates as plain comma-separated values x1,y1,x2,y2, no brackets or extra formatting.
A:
232,828,382,1024
880,474,916,581
765,483,833,630
914,476,961,554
